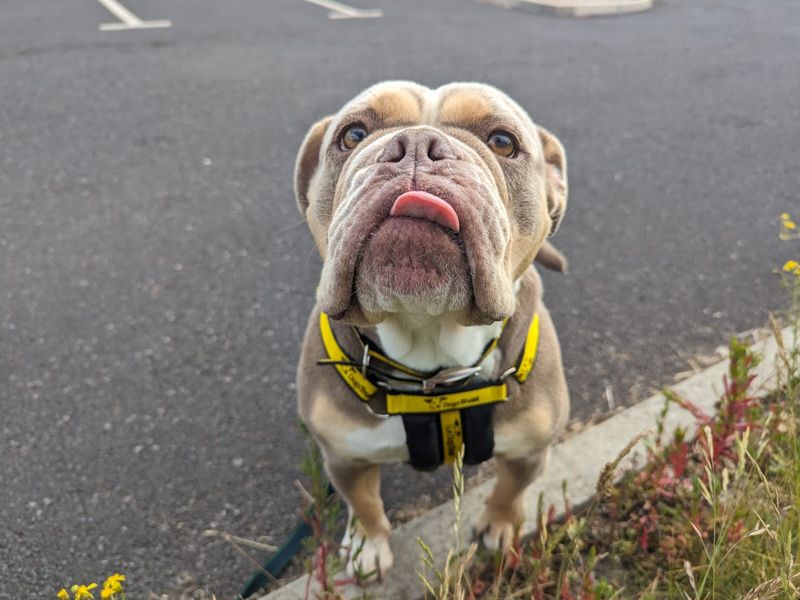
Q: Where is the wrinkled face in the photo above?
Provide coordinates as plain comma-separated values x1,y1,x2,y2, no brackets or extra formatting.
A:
295,82,567,326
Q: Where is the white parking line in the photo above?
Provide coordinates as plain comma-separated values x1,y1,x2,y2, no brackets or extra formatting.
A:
300,0,383,19
96,0,172,31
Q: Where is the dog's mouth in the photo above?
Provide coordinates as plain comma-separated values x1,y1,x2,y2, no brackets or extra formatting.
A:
352,190,471,317
389,191,460,233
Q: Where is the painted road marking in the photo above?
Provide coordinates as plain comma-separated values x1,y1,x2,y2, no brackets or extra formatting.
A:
96,0,172,31
300,0,383,19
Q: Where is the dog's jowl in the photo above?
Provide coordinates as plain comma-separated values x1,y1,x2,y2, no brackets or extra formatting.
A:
293,81,570,579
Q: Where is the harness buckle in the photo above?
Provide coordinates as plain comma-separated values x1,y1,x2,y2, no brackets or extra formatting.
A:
361,343,371,378
499,366,517,380
422,366,482,394
361,399,392,420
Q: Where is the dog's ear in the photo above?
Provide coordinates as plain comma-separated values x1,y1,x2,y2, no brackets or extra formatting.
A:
534,240,568,273
538,127,568,235
294,116,333,217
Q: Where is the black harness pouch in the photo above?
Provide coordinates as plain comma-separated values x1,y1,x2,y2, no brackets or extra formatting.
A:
461,404,495,465
402,404,496,471
402,414,442,471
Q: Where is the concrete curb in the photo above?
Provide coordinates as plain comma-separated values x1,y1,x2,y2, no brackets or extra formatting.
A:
486,0,653,18
260,326,792,600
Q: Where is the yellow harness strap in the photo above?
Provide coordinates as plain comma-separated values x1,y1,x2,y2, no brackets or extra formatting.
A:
439,411,463,464
514,312,540,384
385,384,508,414
318,311,540,464
366,348,425,377
319,312,377,401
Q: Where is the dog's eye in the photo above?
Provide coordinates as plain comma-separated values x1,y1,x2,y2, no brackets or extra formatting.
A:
340,124,369,151
487,130,517,158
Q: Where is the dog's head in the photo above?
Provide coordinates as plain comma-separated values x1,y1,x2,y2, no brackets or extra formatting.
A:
295,81,567,326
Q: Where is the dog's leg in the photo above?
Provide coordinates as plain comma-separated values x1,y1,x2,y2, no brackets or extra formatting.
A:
326,460,393,579
473,449,548,551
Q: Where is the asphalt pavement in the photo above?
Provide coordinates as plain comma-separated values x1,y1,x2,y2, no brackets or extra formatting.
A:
0,0,795,597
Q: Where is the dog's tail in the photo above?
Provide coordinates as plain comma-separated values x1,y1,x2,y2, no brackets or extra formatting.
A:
535,241,568,273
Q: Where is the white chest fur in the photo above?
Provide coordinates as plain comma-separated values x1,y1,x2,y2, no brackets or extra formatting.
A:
344,417,409,463
374,313,503,375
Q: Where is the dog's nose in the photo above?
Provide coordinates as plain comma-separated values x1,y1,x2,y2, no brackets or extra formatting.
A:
377,129,456,164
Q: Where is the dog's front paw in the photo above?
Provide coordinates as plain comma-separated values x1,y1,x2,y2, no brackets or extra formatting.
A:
341,529,394,581
472,509,520,552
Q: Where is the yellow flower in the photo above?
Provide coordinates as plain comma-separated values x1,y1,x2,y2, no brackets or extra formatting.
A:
781,212,800,240
57,589,71,600
69,584,97,600
101,573,126,599
783,260,800,276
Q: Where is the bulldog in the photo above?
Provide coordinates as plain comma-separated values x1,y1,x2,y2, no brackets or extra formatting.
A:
293,81,570,579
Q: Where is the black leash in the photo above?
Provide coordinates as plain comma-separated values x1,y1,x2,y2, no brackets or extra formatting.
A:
239,483,336,599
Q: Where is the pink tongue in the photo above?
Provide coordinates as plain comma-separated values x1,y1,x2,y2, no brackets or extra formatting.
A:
390,191,460,233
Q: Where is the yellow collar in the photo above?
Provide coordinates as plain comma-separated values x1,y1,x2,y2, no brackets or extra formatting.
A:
318,311,540,397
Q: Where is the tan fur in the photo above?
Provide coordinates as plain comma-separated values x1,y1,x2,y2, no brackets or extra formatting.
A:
438,88,495,125
367,89,422,123
308,391,362,457
292,82,571,579
473,452,548,549
326,461,389,539
535,240,569,273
